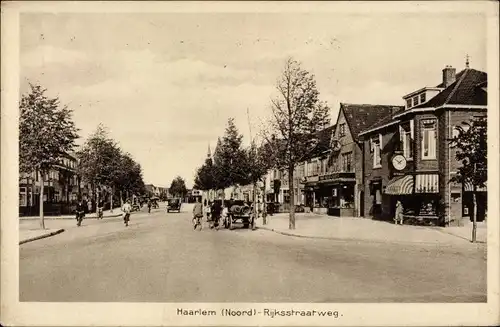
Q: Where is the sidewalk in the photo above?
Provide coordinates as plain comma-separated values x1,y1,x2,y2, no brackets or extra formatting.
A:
256,213,487,246
19,211,125,244
19,209,122,220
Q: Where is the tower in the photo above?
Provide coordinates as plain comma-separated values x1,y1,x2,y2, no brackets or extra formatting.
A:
466,54,470,69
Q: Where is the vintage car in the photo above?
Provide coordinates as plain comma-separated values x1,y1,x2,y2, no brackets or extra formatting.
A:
224,200,255,230
166,198,182,213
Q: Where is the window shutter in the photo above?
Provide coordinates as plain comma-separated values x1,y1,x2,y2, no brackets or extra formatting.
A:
379,133,383,149
410,120,414,140
369,138,373,152
399,125,404,144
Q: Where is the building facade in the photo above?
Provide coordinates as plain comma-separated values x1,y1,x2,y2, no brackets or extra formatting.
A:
360,64,487,226
19,153,80,216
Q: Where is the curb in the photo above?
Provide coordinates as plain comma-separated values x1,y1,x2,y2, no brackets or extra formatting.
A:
19,228,65,245
256,226,473,247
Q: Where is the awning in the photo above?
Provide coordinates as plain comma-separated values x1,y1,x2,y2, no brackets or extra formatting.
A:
464,182,487,192
385,175,414,195
415,174,439,193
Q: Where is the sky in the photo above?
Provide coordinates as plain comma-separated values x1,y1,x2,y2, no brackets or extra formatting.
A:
20,12,487,188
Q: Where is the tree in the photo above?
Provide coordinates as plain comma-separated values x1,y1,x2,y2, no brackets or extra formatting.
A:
115,152,146,201
213,118,249,193
449,116,487,243
19,83,79,229
263,58,330,229
76,124,121,212
170,176,188,199
194,157,216,191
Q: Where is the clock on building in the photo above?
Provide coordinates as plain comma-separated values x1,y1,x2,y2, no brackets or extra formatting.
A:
392,154,407,171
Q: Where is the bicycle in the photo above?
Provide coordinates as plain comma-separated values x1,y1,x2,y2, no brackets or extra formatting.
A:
75,211,85,227
192,214,203,231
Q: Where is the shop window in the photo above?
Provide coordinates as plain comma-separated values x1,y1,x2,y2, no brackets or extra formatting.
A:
421,119,437,160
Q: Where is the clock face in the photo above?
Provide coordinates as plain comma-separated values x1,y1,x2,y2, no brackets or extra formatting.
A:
392,154,407,171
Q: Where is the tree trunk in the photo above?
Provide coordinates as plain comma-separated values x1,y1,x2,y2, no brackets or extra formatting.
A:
262,178,267,225
288,166,295,230
96,184,100,214
253,182,258,230
120,190,123,206
472,189,477,243
110,185,114,213
39,171,45,229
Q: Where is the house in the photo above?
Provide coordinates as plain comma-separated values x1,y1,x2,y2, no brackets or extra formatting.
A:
318,103,403,217
19,152,80,216
359,63,487,226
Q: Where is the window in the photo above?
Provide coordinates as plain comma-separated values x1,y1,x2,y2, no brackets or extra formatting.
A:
406,98,412,109
339,123,346,137
283,189,290,204
422,119,437,159
413,96,419,106
19,187,27,207
420,93,426,103
400,121,414,160
371,135,382,168
342,152,353,172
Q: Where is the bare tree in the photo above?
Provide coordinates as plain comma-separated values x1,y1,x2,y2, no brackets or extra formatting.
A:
263,58,330,229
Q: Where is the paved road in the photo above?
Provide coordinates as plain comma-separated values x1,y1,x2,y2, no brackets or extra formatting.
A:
20,205,486,302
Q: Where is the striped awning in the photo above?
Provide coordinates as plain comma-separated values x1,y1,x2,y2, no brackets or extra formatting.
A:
464,182,487,192
385,175,414,195
415,174,439,193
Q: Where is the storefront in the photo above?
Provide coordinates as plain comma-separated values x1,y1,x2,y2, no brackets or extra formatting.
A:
318,172,356,217
385,173,441,224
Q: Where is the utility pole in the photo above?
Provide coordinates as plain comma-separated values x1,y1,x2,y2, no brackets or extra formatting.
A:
247,108,258,230
472,163,477,243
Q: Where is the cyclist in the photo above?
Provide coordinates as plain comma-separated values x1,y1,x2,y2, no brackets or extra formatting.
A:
192,197,203,230
122,199,132,227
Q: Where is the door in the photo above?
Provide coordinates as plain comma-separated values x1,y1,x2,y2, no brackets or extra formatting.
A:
359,191,365,217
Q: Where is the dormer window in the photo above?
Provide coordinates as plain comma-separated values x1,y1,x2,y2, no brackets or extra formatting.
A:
420,93,426,103
406,99,412,109
413,95,419,106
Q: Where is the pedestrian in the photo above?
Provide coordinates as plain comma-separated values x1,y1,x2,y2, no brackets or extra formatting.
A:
147,198,152,214
192,197,203,230
205,201,211,222
211,200,222,229
122,199,132,227
394,200,404,225
97,198,104,219
75,198,86,227
87,197,92,214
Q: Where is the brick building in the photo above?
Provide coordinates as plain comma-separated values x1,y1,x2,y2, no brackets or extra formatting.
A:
314,103,402,217
359,63,487,226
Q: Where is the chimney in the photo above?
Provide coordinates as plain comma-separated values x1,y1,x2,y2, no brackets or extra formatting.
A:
442,65,456,88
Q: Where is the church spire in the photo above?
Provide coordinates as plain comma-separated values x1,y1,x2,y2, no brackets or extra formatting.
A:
466,54,470,68
207,143,212,159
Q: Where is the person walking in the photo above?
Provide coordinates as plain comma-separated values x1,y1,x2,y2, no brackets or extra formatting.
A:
122,199,132,227
394,200,404,225
97,198,104,219
147,198,152,214
192,198,203,230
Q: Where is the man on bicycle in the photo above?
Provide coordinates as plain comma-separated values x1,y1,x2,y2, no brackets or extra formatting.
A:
122,199,132,227
75,198,85,227
192,198,203,230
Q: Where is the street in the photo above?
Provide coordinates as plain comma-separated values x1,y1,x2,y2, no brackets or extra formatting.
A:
20,204,487,303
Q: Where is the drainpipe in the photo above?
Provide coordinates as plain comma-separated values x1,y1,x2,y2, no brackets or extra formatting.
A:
448,110,451,226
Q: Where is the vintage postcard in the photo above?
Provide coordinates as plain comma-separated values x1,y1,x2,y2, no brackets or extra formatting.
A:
1,1,499,326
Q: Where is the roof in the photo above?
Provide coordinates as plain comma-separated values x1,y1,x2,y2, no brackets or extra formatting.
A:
360,106,406,136
341,103,404,142
415,68,487,108
307,125,336,158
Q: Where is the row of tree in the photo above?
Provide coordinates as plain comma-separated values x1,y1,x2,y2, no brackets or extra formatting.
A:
194,58,331,229
19,83,146,229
